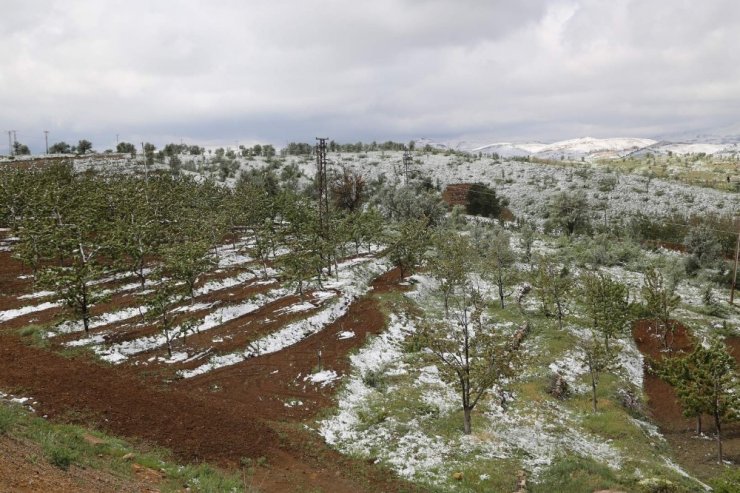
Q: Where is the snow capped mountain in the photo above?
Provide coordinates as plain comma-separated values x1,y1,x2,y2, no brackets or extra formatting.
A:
419,135,740,159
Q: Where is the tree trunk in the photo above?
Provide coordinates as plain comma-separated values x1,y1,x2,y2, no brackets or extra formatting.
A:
696,415,702,435
164,326,173,358
463,407,472,435
591,373,598,413
138,259,146,289
498,281,505,309
82,283,90,334
714,409,723,464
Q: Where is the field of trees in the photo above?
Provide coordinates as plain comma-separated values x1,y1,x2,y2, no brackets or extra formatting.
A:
0,143,738,492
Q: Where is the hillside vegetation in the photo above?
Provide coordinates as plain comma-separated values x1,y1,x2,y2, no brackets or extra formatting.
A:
0,143,738,492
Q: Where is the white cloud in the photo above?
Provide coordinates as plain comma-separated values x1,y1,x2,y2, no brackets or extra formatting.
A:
1,0,739,151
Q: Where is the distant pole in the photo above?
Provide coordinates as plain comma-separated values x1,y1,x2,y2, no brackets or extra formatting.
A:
44,130,49,154
6,131,11,156
316,137,331,275
731,229,740,304
403,149,413,186
141,142,149,182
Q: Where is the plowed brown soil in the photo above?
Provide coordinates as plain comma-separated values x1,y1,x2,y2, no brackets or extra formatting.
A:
0,244,423,493
633,319,740,479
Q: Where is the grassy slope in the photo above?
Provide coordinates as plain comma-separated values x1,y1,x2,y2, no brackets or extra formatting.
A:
0,400,255,493
316,230,740,493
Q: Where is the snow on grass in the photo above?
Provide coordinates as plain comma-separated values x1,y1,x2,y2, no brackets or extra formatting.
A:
91,287,289,364
480,401,622,474
179,257,388,378
0,390,39,413
319,276,631,486
321,311,623,483
548,351,589,394
303,370,340,388
616,338,645,389
661,457,711,491
319,313,457,481
0,301,60,323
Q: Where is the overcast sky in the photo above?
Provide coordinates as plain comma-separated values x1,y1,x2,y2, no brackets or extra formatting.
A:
2,0,740,152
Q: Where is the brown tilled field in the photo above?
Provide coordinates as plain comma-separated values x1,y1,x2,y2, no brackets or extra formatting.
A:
0,229,424,493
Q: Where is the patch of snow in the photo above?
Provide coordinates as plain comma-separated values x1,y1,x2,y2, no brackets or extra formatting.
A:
0,301,60,322
304,370,340,387
275,301,316,315
52,305,149,337
18,290,55,300
180,258,388,378
94,287,289,364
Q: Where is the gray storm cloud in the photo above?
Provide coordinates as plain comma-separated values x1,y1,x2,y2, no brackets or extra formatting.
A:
1,0,739,152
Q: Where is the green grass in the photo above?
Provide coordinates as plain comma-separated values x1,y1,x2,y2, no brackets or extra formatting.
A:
581,407,643,441
0,400,251,492
530,455,628,493
18,323,52,348
710,467,740,493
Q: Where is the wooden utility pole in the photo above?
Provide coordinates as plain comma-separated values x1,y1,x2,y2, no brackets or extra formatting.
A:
44,130,49,154
6,131,11,156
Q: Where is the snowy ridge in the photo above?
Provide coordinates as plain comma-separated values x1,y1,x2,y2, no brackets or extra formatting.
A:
421,135,740,159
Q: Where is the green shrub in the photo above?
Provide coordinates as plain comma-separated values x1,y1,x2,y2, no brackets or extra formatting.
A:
48,445,78,470
710,467,740,493
362,369,388,391
466,183,507,218
0,403,21,435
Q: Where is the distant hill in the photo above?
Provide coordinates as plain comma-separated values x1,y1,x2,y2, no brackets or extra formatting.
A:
417,135,740,160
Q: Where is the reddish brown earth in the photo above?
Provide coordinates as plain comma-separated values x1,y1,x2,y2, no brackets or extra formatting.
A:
0,237,422,493
633,319,740,478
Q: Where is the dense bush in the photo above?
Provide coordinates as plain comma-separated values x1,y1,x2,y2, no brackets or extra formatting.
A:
465,183,506,218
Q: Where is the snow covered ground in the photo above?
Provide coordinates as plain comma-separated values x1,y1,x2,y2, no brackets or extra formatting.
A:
180,256,388,378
